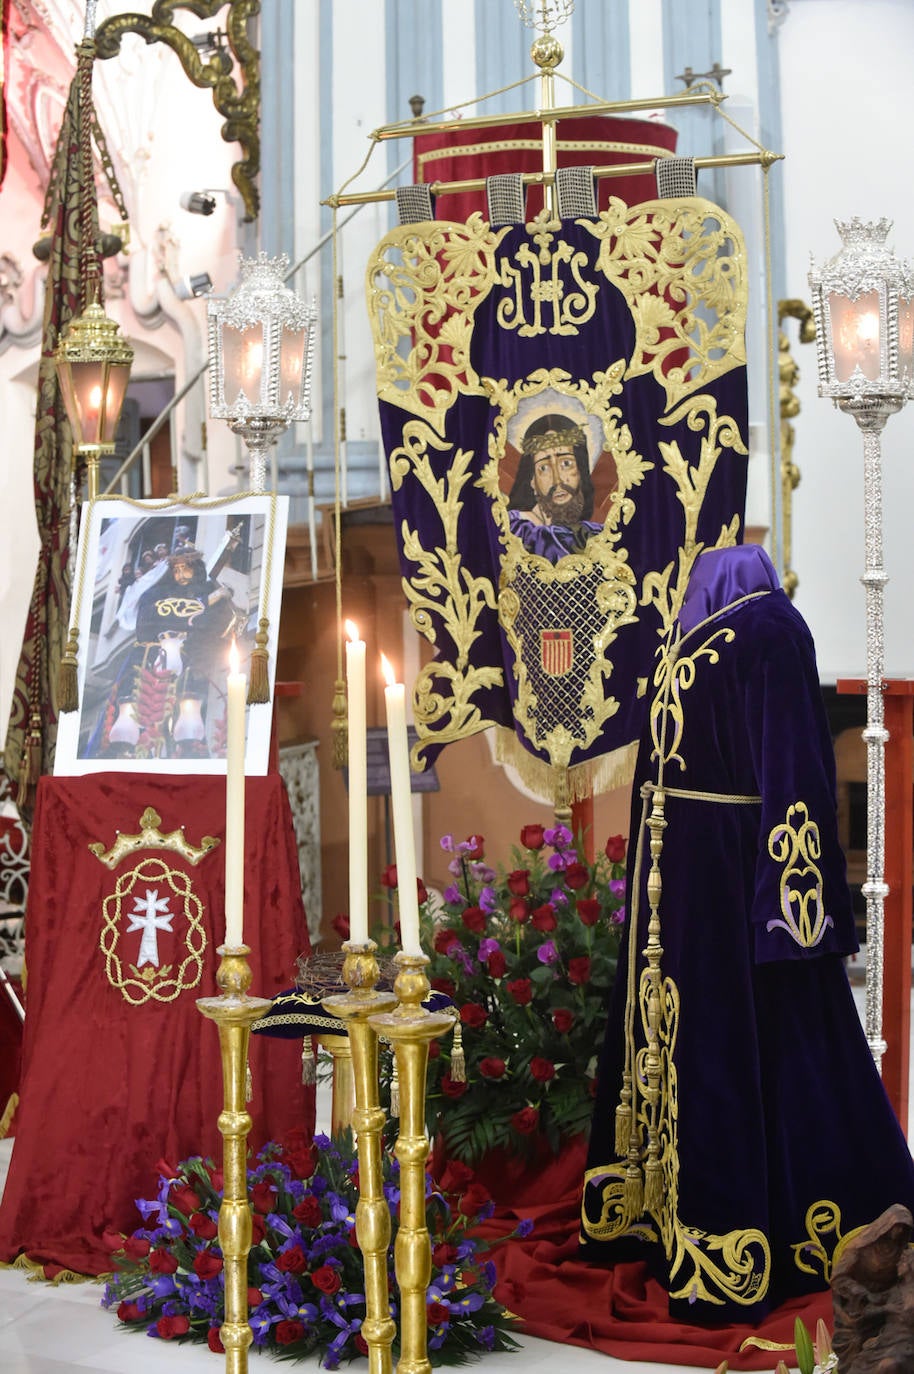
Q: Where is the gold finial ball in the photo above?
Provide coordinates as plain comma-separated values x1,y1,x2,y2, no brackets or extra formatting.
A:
531,34,563,71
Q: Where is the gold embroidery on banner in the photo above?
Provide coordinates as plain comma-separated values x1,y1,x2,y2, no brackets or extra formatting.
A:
792,1201,857,1282
388,422,502,769
366,214,508,435
580,196,748,410
483,366,648,769
767,803,834,948
89,806,220,870
99,856,206,1006
496,223,598,336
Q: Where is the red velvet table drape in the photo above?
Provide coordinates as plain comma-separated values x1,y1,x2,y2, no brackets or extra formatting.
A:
0,773,314,1276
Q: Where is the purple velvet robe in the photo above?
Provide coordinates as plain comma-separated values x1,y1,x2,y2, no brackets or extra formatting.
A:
581,546,914,1322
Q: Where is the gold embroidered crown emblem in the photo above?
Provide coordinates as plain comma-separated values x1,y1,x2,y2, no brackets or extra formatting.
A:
89,807,220,870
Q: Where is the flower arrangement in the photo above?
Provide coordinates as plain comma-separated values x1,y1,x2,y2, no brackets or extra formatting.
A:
409,823,627,1165
715,1318,837,1374
102,1131,526,1368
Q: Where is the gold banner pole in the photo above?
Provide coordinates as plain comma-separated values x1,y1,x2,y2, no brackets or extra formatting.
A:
197,947,271,1374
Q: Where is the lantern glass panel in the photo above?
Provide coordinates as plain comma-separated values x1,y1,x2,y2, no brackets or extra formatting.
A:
829,289,882,383
222,323,265,408
898,296,914,381
99,363,132,445
65,359,107,445
279,325,307,406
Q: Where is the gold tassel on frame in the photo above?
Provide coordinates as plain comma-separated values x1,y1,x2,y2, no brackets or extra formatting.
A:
246,618,270,705
17,712,43,808
330,677,348,770
58,629,80,714
301,1036,316,1085
450,1017,466,1082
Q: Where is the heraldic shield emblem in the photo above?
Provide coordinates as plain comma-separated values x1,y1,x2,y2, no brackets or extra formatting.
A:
90,806,220,1006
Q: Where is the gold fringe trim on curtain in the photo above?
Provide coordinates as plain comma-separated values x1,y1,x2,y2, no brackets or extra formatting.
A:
0,1251,105,1285
493,727,639,804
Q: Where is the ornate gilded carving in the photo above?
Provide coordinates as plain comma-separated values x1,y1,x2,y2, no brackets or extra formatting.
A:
581,197,748,411
496,215,598,337
95,1,261,221
89,806,220,869
366,215,508,435
767,800,834,949
99,856,206,1005
778,299,816,598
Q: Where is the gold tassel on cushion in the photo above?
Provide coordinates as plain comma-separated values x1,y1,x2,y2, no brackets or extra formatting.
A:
330,677,348,769
450,1017,466,1082
246,617,270,705
301,1036,316,1085
58,629,80,713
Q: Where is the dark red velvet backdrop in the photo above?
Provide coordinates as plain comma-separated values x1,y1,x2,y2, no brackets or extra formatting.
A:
0,773,314,1276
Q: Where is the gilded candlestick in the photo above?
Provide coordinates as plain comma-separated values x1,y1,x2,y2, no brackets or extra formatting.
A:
323,941,398,1374
197,946,271,1374
369,952,454,1374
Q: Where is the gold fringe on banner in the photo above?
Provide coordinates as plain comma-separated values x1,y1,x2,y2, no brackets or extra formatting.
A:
246,617,270,705
57,629,80,714
493,727,638,805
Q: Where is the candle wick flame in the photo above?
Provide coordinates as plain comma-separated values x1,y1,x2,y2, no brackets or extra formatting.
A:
380,653,396,687
229,638,240,676
345,618,360,644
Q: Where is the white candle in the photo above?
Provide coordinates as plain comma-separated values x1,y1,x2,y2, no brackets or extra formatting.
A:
345,620,368,944
381,654,422,957
225,640,246,949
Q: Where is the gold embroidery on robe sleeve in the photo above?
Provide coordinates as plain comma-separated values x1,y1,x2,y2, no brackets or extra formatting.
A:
767,801,834,948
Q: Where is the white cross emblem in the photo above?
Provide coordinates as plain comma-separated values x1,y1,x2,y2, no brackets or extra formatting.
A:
126,888,174,967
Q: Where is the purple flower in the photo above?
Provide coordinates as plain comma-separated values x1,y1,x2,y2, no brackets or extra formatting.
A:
456,1239,477,1260
609,878,626,900
544,824,573,850
477,1325,496,1350
482,1259,497,1286
440,834,456,852
443,884,461,904
452,1291,485,1313
477,937,501,961
537,941,559,965
479,886,498,913
447,856,464,877
516,1217,534,1237
547,851,569,872
470,863,496,883
610,908,625,925
550,887,569,907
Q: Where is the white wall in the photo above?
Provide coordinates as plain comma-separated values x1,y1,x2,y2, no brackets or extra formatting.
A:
780,0,914,681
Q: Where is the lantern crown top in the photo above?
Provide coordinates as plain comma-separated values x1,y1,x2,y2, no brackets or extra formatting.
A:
56,299,134,365
810,217,914,297
834,216,893,248
209,252,313,331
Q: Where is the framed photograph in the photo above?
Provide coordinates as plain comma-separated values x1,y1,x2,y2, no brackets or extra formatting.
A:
54,494,289,775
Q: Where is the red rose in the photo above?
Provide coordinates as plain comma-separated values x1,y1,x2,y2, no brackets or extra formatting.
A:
207,1326,225,1353
311,1264,342,1295
506,868,530,896
568,955,591,985
355,1334,369,1355
434,927,461,952
479,1056,506,1079
275,1320,305,1346
417,878,428,905
250,1181,276,1215
460,906,486,934
193,1251,224,1280
380,864,398,889
529,1056,556,1083
428,1038,441,1059
459,1002,487,1029
283,1129,318,1181
189,1211,218,1240
458,1182,492,1218
433,1241,459,1266
331,912,350,941
250,1214,266,1245
605,834,627,863
205,1164,224,1192
123,1235,151,1260
117,1300,144,1323
511,1106,540,1135
248,1287,263,1307
292,1195,323,1228
486,949,507,978
169,1182,201,1215
508,897,530,923
564,861,589,890
154,1156,179,1181
427,1300,450,1325
531,903,557,932
156,1314,190,1339
506,978,533,1005
552,1007,574,1034
149,1247,179,1274
431,976,456,998
519,824,545,850
464,834,485,860
576,897,601,926
441,1072,467,1098
276,1244,307,1273
438,1159,474,1193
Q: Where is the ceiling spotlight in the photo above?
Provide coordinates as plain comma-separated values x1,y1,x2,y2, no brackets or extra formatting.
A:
180,191,217,217
174,272,214,301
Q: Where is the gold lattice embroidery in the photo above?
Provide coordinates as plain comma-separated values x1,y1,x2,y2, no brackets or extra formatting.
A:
767,802,834,948
366,213,508,435
580,196,748,411
99,857,206,1005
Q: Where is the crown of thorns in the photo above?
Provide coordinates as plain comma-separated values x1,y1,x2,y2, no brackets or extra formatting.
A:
521,424,587,457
